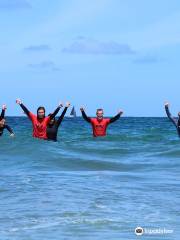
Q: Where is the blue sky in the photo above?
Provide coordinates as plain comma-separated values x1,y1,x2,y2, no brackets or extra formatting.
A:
0,0,180,116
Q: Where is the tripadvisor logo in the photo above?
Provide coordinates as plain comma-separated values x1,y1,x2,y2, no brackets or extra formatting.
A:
135,227,144,236
135,226,173,236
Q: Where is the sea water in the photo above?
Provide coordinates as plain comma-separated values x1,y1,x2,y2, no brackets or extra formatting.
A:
0,117,179,239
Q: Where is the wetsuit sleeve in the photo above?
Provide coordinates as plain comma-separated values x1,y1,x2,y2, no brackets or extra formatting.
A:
5,125,14,134
81,110,91,123
165,105,177,127
56,107,68,127
0,109,5,120
109,112,122,124
20,103,30,117
49,106,61,120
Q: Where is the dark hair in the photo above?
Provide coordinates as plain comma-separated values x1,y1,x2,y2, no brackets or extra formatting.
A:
0,117,5,122
37,106,45,112
48,113,56,126
48,113,55,120
37,106,45,116
96,108,103,113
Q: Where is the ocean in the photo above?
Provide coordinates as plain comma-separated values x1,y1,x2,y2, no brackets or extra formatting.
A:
0,117,180,240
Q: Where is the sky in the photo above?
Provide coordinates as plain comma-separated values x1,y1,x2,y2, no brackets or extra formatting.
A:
0,0,180,116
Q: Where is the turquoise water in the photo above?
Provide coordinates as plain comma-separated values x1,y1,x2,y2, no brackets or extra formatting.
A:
0,117,180,240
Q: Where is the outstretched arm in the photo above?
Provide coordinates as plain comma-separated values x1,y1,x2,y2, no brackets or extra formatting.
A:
16,99,30,117
80,108,91,123
49,102,63,120
5,125,14,136
56,102,70,127
110,110,123,124
0,105,6,119
165,103,177,127
20,104,30,117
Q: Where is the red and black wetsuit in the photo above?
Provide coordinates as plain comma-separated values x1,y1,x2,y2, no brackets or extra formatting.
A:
0,109,14,136
19,104,60,139
81,110,122,137
47,107,68,141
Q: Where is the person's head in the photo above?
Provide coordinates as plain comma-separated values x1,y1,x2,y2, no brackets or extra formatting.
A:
0,118,5,127
96,108,104,120
48,114,56,126
178,112,180,118
37,106,46,119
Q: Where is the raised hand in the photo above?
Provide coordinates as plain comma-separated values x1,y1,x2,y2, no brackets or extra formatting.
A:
65,102,71,108
16,99,22,105
2,104,7,110
118,109,123,115
59,102,63,108
165,102,169,107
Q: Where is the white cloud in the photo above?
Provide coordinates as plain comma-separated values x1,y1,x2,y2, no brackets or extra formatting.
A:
62,38,135,55
28,61,60,71
0,0,31,10
24,45,51,52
